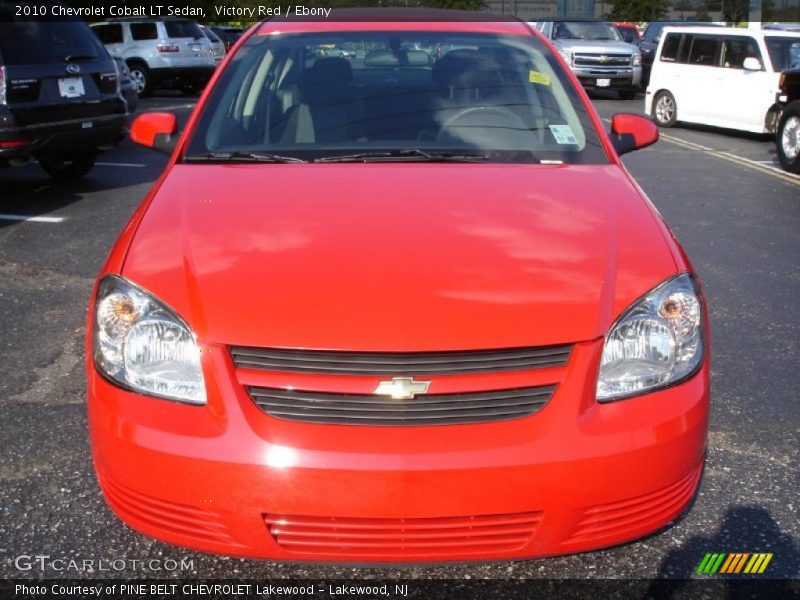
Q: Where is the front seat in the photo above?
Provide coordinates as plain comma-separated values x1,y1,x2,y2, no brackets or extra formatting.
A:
279,57,360,143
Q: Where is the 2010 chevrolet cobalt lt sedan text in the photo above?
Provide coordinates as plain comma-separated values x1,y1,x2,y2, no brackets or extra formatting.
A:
87,11,709,562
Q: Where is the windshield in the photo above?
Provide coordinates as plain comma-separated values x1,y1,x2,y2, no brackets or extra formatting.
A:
765,36,800,71
0,17,105,65
553,22,622,42
185,31,607,165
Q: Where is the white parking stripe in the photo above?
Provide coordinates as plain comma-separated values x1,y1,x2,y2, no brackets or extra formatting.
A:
95,162,147,168
0,214,65,223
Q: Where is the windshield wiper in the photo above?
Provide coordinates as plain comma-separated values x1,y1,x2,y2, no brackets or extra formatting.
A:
316,149,489,163
183,151,306,164
64,54,97,62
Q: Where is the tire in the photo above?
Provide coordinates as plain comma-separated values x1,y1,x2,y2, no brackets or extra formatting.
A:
39,153,96,180
776,101,800,174
619,89,637,101
652,91,677,127
127,62,152,98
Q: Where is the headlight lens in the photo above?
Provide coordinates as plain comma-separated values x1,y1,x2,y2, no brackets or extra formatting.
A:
597,274,704,402
632,52,642,66
559,48,573,67
94,275,206,405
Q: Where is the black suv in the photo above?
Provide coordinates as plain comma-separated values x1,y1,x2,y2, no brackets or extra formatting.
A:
776,68,800,173
0,9,127,179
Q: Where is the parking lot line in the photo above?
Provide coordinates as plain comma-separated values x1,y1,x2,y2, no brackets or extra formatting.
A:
95,162,147,168
602,118,800,187
0,214,65,223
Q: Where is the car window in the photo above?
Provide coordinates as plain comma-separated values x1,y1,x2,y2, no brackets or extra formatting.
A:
165,21,203,40
186,31,608,165
660,33,681,62
0,17,104,65
616,27,638,45
765,36,800,71
721,37,762,69
130,23,158,41
93,24,123,45
643,23,663,43
688,35,719,66
553,22,621,42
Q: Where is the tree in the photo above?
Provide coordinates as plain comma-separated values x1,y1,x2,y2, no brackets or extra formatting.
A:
722,0,749,23
608,0,669,22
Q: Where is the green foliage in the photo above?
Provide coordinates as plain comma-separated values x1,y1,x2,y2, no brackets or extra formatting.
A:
608,0,670,22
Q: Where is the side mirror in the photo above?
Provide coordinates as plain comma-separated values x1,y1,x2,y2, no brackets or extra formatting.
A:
130,112,178,155
609,113,659,156
743,57,762,71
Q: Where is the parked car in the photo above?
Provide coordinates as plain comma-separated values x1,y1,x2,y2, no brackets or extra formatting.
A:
0,8,127,179
210,26,244,51
646,26,800,134
639,21,721,88
90,18,216,97
776,68,800,172
199,24,226,65
614,22,641,46
113,56,139,113
87,11,709,563
531,19,642,99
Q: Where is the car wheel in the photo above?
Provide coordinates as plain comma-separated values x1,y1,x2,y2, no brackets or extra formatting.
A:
653,91,677,127
39,153,97,180
619,89,637,101
127,62,152,97
776,101,800,174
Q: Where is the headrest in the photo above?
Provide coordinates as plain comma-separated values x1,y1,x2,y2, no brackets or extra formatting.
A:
364,50,431,67
301,57,353,85
432,49,501,88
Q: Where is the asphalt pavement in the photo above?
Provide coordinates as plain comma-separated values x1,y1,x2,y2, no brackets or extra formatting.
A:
1,92,798,580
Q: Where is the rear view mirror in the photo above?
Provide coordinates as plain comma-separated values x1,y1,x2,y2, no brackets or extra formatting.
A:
609,113,659,156
743,57,762,71
130,112,178,155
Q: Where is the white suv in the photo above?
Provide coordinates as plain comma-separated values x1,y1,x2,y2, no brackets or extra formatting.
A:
91,18,217,97
646,26,800,133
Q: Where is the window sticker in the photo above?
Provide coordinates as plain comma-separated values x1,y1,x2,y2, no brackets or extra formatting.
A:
549,124,578,145
529,70,551,85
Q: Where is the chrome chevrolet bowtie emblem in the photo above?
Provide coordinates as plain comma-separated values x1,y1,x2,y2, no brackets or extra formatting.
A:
599,55,609,63
374,377,430,400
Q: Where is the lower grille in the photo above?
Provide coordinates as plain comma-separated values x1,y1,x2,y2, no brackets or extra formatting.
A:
98,472,239,547
249,384,555,426
265,512,542,558
567,465,702,544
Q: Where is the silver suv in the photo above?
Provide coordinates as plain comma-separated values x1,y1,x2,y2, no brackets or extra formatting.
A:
532,20,642,100
90,18,216,97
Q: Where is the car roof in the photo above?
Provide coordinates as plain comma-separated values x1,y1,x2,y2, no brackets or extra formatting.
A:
662,25,800,37
256,9,531,36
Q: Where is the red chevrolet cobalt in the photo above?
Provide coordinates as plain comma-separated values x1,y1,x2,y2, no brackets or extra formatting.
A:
87,12,709,562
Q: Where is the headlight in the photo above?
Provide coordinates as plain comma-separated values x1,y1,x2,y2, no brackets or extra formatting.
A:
558,48,573,67
632,52,642,66
597,274,704,402
93,275,206,405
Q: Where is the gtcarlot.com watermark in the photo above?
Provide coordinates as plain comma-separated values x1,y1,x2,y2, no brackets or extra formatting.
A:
13,554,195,573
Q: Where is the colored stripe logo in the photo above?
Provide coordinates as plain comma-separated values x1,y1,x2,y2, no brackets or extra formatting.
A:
697,552,773,574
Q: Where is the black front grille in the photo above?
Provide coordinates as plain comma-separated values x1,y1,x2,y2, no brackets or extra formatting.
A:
231,345,571,375
249,384,555,426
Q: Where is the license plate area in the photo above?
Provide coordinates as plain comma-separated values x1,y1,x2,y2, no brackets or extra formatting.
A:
58,77,85,98
596,78,611,88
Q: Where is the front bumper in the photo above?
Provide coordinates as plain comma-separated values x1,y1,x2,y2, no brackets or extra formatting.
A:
573,66,642,91
87,339,709,563
0,113,126,161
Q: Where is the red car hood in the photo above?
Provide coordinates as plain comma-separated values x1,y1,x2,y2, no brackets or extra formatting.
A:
123,164,679,350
